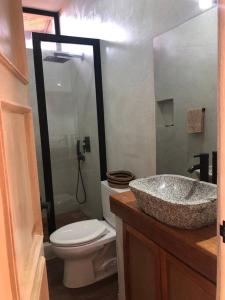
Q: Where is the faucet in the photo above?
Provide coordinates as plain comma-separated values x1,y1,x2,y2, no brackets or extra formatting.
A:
188,153,209,182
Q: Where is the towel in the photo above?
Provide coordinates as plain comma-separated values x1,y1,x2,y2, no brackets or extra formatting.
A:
187,108,205,134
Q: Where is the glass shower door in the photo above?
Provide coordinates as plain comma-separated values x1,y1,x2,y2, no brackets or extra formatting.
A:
32,33,106,235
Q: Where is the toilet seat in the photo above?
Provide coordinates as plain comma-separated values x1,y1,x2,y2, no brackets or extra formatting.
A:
51,221,116,253
50,219,107,247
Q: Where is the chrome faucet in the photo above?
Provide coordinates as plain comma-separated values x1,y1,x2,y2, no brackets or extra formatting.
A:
188,153,209,182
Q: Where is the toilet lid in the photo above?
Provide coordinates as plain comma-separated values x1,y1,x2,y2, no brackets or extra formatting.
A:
50,219,107,246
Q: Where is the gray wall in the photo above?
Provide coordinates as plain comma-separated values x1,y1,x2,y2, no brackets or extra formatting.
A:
154,8,217,176
27,49,46,207
59,0,215,178
27,0,216,220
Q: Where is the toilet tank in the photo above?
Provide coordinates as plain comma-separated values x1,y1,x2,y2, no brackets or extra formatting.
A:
101,181,129,228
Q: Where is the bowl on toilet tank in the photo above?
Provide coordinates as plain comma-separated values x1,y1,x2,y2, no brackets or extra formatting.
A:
101,180,130,228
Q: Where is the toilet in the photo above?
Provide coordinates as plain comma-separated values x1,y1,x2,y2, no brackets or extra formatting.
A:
50,181,129,288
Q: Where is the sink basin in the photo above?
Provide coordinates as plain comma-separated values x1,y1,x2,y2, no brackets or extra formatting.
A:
129,175,217,229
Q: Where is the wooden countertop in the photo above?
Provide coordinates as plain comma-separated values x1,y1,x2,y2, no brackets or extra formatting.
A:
110,191,218,284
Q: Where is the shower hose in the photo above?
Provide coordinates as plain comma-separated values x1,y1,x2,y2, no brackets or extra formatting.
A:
75,158,87,204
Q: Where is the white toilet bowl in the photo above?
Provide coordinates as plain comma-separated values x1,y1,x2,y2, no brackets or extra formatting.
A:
50,181,129,288
50,219,116,288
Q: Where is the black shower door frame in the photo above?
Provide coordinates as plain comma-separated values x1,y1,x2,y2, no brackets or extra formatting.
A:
32,32,107,235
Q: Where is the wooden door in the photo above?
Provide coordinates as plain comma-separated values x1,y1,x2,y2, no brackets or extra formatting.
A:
160,249,216,300
218,1,225,299
0,0,49,299
123,223,162,300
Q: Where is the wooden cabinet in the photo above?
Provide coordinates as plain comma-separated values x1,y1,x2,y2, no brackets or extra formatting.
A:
124,224,162,300
160,250,216,300
123,223,216,300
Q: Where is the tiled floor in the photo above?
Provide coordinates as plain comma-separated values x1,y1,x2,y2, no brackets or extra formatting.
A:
46,258,119,300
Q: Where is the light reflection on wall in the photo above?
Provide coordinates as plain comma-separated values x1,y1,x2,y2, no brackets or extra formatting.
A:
60,15,129,42
199,0,215,10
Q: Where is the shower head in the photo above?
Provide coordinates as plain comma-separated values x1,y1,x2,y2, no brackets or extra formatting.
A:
44,56,70,63
43,52,84,63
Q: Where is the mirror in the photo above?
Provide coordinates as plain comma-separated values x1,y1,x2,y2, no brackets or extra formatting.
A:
153,7,217,180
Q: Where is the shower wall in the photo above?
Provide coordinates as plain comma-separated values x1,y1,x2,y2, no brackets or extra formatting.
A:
27,48,102,219
70,49,102,219
43,52,79,215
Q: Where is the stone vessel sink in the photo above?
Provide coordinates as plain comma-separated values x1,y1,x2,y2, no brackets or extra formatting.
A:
129,175,217,229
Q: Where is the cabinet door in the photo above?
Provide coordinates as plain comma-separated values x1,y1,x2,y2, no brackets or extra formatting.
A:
123,223,162,300
160,249,216,300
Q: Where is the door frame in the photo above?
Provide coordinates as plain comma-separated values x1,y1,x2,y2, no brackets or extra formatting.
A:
218,1,225,299
32,32,107,234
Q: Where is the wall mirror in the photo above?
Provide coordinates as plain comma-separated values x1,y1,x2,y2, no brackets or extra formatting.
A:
153,7,217,181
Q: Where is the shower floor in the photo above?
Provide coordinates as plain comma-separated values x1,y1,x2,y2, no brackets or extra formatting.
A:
43,210,88,242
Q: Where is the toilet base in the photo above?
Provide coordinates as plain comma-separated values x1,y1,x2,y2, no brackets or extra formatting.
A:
50,221,117,289
63,258,117,288
63,241,117,288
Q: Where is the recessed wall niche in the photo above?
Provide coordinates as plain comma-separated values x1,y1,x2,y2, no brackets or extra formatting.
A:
156,98,174,127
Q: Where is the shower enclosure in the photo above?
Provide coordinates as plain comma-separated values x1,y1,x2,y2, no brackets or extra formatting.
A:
31,33,107,237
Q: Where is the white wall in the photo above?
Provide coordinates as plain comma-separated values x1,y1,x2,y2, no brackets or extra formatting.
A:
59,0,214,178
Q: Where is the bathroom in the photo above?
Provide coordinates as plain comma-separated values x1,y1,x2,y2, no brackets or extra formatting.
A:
0,0,223,299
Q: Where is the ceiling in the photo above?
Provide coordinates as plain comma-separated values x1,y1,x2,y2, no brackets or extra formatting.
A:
22,0,68,12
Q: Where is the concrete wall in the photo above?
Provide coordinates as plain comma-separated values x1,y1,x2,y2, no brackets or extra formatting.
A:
27,0,216,218
59,0,215,178
60,0,156,178
155,8,217,176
